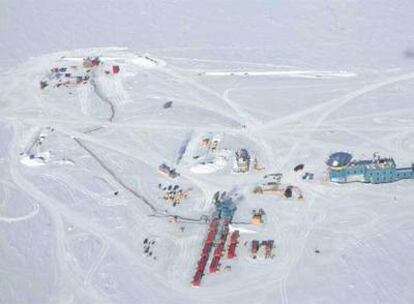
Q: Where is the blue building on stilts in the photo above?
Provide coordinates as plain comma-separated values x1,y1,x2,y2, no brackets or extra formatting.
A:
327,152,414,184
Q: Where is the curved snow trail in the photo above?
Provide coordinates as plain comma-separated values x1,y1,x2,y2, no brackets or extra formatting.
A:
0,195,40,223
266,69,414,303
322,106,414,125
8,167,170,300
311,71,414,128
8,125,74,303
255,71,414,133
90,74,115,122
275,71,414,166
162,67,247,127
144,69,238,128
8,127,191,302
0,181,40,223
83,235,109,286
278,194,326,304
0,205,40,223
222,88,261,128
220,88,277,169
34,173,111,297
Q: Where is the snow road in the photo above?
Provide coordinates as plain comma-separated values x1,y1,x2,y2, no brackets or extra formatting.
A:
200,70,356,78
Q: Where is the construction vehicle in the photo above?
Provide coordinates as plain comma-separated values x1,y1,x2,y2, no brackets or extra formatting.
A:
40,80,48,89
159,163,179,178
264,173,283,182
283,185,303,199
294,164,304,172
302,172,314,180
163,101,173,109
253,174,282,194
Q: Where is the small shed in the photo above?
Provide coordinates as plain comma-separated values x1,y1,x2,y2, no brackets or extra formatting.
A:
294,164,304,172
112,65,120,74
251,214,262,225
163,101,173,109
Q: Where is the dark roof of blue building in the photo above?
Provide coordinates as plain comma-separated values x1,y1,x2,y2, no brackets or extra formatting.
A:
326,152,353,167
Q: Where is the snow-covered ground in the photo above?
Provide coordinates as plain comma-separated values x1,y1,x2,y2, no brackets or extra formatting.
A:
1,2,414,304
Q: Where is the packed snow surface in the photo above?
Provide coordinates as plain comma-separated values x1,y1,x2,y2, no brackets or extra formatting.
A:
1,1,414,304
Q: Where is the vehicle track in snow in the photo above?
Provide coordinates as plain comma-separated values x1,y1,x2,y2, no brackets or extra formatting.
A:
73,137,157,214
168,68,277,171
267,72,414,302
7,124,189,301
255,71,414,133
72,134,210,223
222,88,261,128
77,84,92,116
90,73,115,123
0,181,40,223
38,172,112,288
8,49,414,302
163,67,247,127
275,71,414,167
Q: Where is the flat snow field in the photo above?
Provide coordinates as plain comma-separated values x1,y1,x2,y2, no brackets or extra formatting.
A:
1,1,414,304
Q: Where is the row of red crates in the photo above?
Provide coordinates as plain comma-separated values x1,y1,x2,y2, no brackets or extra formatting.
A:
264,240,274,258
209,219,231,273
227,230,240,259
251,240,274,258
192,218,220,287
205,218,219,244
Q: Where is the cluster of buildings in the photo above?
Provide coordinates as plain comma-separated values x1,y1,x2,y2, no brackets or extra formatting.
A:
40,56,120,90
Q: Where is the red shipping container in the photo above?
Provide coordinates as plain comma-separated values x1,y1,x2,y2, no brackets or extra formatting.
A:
112,65,120,74
209,257,220,273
